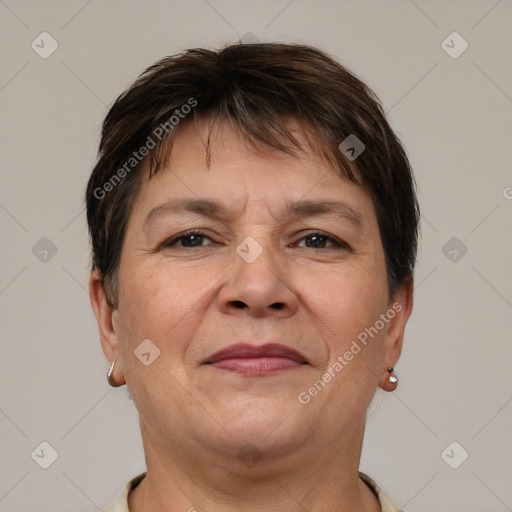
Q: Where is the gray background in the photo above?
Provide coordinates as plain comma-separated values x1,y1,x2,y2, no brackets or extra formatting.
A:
1,1,511,511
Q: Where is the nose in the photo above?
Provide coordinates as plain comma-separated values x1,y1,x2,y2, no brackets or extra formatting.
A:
217,240,298,319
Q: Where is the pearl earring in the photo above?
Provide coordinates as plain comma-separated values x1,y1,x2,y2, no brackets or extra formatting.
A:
383,367,398,392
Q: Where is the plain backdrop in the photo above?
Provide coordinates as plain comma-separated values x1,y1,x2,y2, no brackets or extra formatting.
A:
1,1,511,511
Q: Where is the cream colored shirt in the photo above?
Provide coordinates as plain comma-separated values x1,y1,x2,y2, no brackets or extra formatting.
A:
103,471,403,512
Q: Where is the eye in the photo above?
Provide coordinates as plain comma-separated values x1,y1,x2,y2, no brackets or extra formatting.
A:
161,230,349,251
295,231,350,250
162,230,215,249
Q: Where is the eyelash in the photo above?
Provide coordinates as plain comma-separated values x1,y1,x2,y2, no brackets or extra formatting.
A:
162,229,350,251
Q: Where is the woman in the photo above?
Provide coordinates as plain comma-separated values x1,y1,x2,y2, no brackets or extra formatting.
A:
86,42,419,512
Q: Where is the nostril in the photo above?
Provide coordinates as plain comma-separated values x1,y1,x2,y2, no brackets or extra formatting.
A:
228,301,285,311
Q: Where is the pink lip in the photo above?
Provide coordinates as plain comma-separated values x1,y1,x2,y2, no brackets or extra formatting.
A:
204,343,308,374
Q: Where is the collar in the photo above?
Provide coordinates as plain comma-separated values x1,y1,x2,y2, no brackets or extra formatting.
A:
103,471,403,512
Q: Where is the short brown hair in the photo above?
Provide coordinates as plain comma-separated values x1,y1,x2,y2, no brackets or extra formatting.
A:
85,42,420,307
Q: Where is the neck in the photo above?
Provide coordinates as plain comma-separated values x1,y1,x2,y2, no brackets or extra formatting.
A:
128,419,381,512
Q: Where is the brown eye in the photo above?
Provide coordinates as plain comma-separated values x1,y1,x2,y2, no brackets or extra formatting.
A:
296,232,350,250
179,233,205,247
304,234,329,248
163,230,213,248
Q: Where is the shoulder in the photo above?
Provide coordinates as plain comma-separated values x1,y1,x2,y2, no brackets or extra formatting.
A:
102,472,146,512
358,471,403,512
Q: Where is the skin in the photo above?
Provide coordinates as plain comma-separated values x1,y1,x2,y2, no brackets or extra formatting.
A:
89,117,413,512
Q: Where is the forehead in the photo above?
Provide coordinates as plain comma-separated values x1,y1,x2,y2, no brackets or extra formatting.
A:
132,117,378,232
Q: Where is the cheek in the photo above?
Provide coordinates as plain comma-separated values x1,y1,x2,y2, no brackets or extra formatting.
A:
302,271,387,412
118,260,221,355
301,264,387,337
116,265,205,419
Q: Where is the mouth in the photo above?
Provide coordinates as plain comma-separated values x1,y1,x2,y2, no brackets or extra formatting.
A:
203,343,309,374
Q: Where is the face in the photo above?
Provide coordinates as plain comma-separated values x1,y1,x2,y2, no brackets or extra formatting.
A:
92,118,411,467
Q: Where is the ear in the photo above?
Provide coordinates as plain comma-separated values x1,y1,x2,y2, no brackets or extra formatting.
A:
383,276,414,370
89,268,126,386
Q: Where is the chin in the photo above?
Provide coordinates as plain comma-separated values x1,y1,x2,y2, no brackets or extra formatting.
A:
204,397,307,457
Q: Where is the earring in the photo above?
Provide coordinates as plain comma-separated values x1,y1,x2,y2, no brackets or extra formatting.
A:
107,360,120,387
382,367,398,392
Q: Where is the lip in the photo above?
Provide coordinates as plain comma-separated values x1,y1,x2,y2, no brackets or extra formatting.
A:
204,343,308,374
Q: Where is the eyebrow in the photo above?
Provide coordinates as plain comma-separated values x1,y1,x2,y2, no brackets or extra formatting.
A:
142,198,365,230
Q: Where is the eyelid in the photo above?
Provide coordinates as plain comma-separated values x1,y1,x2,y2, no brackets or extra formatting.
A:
162,229,215,248
293,230,351,250
161,229,351,251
